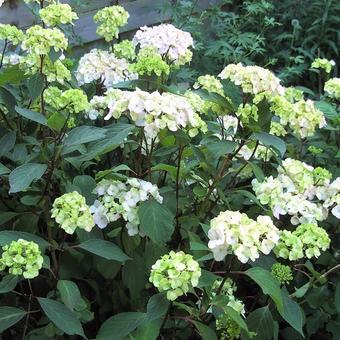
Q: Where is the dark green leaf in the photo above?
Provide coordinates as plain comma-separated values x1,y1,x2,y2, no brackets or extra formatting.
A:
15,106,47,126
9,163,47,193
0,65,26,85
146,293,169,321
279,288,304,336
0,162,10,175
27,73,44,100
96,312,147,340
245,306,274,340
47,111,66,131
57,280,83,311
73,175,96,204
0,275,19,294
0,306,26,333
252,132,286,157
78,239,130,262
246,267,283,313
64,126,106,146
37,297,85,337
0,230,49,248
132,319,162,340
192,321,218,340
0,86,16,113
335,282,340,314
138,199,174,243
0,131,16,157
0,211,18,225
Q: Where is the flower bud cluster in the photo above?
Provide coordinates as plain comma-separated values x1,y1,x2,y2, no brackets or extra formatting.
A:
271,263,293,285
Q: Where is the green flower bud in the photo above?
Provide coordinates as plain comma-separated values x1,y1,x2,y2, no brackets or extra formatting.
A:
271,263,293,285
308,145,323,155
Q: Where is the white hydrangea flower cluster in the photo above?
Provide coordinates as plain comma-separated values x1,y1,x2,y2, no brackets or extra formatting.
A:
90,178,163,236
208,210,280,263
133,24,194,65
76,49,137,89
87,88,207,139
252,158,339,224
219,63,285,96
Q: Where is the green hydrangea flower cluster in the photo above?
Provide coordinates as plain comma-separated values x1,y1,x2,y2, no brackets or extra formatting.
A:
313,167,332,185
130,47,170,77
0,239,43,279
270,121,287,136
22,25,68,55
271,263,293,285
44,87,89,114
324,78,340,100
193,75,228,115
195,75,224,95
284,87,304,102
39,3,78,27
149,251,201,301
311,58,335,73
113,40,136,60
216,314,241,340
274,223,330,260
236,103,259,124
0,24,25,45
20,54,71,84
51,191,95,234
308,145,323,155
93,5,129,42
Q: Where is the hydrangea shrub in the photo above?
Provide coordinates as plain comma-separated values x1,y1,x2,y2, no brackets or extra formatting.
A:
0,1,338,339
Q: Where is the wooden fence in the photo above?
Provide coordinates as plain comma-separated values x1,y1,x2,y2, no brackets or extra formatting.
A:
0,0,218,46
